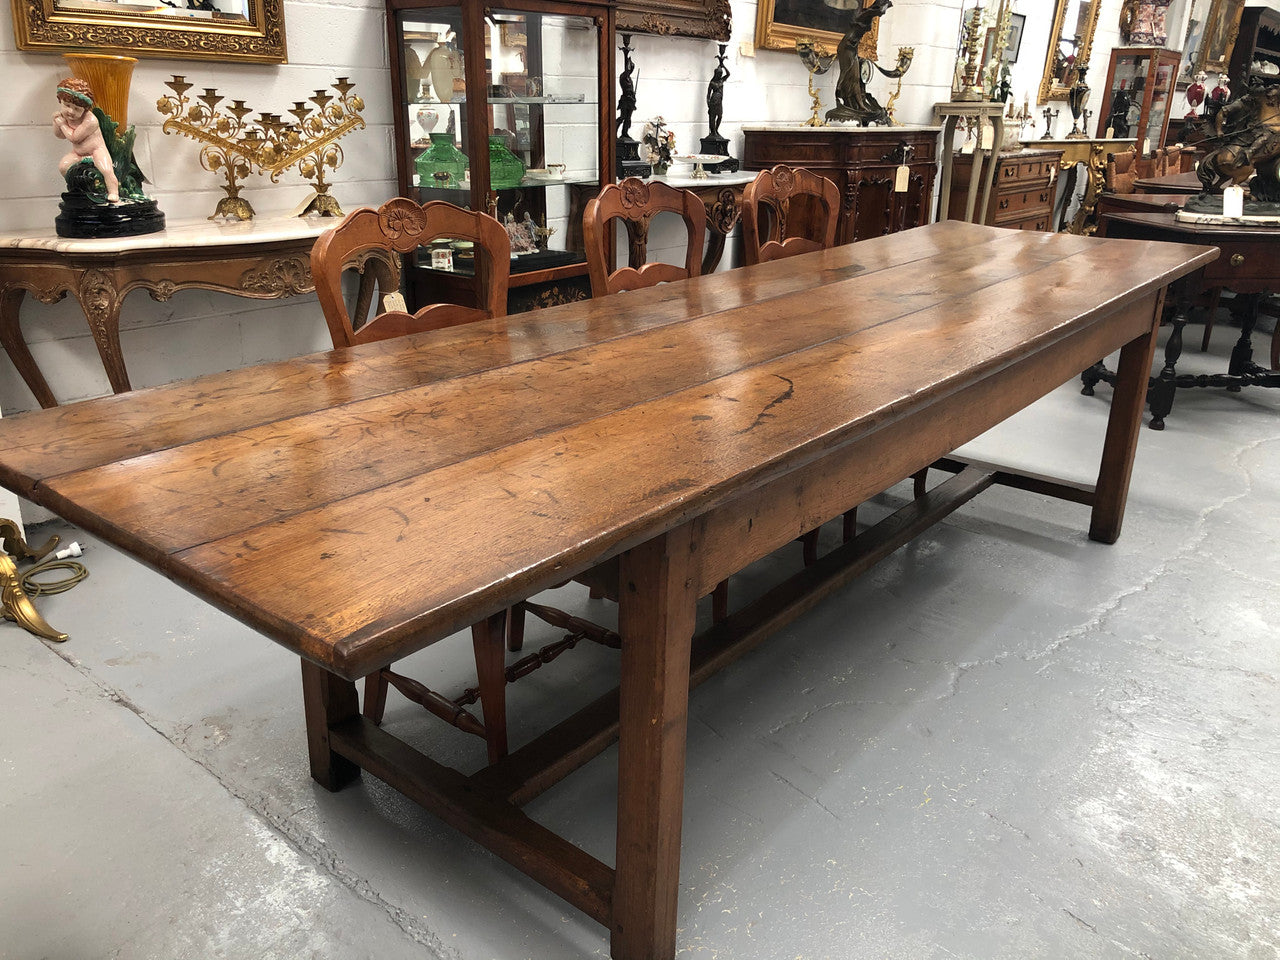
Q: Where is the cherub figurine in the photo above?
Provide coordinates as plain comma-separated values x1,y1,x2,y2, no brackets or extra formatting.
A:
53,77,120,203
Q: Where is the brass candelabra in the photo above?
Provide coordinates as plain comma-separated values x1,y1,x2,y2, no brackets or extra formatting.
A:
158,76,366,221
795,38,837,128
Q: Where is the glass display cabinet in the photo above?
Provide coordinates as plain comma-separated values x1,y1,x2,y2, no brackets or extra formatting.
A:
1095,46,1182,156
387,0,614,310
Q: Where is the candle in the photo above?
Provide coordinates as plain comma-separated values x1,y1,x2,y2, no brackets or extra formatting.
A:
1223,184,1244,218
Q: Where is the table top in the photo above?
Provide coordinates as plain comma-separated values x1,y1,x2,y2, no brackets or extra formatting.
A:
1134,172,1203,194
1102,208,1280,241
0,222,1214,679
0,212,335,255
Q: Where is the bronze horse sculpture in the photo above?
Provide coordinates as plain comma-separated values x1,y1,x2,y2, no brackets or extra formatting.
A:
1196,81,1280,203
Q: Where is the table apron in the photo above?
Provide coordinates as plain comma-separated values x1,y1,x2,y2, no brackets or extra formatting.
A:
690,294,1159,596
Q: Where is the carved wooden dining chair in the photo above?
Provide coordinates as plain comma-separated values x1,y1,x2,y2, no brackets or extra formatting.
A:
582,177,706,297
312,197,571,765
740,164,866,561
740,164,840,268
580,178,733,617
312,196,509,347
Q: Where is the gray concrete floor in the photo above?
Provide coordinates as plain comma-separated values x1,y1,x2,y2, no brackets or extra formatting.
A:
2,327,1279,960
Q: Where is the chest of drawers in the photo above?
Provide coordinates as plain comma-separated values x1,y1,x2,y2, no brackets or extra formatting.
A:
947,148,1064,231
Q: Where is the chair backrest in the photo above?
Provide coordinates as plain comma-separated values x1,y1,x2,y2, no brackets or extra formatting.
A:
740,165,840,266
1164,144,1183,175
311,197,510,347
1106,147,1138,195
582,178,706,297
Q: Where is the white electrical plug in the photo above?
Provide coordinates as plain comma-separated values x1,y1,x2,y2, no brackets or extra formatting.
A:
53,542,83,560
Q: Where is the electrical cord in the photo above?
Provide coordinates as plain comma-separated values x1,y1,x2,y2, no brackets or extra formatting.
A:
19,547,89,597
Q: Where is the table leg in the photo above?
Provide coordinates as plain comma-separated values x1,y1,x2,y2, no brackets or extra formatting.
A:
612,523,698,960
1090,293,1164,544
1147,286,1192,431
1227,292,1262,386
936,115,961,223
301,659,361,791
75,269,131,394
0,288,58,409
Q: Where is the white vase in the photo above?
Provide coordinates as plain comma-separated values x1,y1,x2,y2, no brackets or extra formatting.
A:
427,43,464,103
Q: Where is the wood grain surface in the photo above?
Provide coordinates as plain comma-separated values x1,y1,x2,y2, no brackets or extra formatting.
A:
0,222,1216,678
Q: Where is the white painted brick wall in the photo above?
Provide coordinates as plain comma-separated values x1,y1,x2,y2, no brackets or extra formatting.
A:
0,0,1197,414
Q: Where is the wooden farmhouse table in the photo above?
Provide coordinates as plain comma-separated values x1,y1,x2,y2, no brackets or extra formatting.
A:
0,222,1214,960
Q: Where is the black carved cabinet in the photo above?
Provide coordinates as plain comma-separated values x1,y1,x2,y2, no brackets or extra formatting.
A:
741,125,939,243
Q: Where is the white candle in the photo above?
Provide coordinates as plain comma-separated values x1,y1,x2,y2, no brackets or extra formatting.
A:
1223,184,1244,218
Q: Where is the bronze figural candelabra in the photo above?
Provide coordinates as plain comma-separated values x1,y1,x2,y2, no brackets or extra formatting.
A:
795,38,837,127
158,76,366,221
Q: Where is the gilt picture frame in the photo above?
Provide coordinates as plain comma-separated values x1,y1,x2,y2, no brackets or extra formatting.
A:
754,0,879,62
10,0,287,63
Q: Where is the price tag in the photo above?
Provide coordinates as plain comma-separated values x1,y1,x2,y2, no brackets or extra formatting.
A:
1048,164,1057,184
980,124,994,150
382,292,408,312
1105,126,1115,139
894,164,910,193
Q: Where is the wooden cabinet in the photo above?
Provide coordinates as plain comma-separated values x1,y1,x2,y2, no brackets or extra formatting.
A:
1227,6,1280,92
946,148,1063,232
1095,46,1182,155
741,125,940,244
387,0,614,309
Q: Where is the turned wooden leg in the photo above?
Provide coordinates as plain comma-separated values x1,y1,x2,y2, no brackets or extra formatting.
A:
842,505,858,542
711,579,728,623
507,601,526,652
612,524,698,960
472,609,509,763
800,528,820,566
362,669,389,725
300,660,361,791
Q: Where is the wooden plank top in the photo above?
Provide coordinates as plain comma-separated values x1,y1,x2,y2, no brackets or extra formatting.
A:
0,223,1216,679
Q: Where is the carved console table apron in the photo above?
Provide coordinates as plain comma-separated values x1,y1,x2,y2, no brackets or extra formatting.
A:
0,215,333,408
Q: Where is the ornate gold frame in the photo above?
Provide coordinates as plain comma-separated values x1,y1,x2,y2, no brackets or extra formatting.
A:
1038,0,1102,104
617,0,731,40
10,0,287,63
1189,0,1245,76
754,0,879,61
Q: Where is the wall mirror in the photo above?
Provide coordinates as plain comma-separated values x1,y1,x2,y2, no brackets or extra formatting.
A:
11,0,287,63
1038,0,1102,103
617,0,731,41
754,0,879,61
1181,0,1245,79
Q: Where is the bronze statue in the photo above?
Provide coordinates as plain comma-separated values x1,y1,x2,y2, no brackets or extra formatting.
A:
706,45,728,140
825,0,911,126
1194,80,1280,203
617,34,638,141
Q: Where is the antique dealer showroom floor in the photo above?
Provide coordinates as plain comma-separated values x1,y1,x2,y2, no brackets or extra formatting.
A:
2,324,1278,960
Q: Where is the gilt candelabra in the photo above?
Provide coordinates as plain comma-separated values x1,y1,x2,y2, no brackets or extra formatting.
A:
158,76,366,221
795,39,837,127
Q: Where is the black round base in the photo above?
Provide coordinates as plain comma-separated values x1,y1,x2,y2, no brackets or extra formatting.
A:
56,194,166,239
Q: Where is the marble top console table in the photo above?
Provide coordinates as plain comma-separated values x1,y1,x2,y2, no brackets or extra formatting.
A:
0,214,334,408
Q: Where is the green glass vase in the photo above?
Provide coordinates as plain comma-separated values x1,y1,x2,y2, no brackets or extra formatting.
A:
415,133,468,189
488,135,525,190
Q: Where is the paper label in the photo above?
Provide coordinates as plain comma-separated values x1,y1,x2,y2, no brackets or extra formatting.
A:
894,164,909,193
382,292,408,312
1105,126,1115,139
980,124,994,150
1048,165,1057,184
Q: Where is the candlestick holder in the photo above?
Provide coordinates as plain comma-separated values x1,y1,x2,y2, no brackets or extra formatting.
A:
795,38,837,127
1041,108,1060,139
955,7,985,102
158,75,366,220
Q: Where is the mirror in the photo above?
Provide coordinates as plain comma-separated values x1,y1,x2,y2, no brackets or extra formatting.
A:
11,0,287,63
1181,0,1245,79
1038,0,1102,103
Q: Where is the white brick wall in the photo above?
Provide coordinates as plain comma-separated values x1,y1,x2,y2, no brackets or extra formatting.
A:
0,0,1207,414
